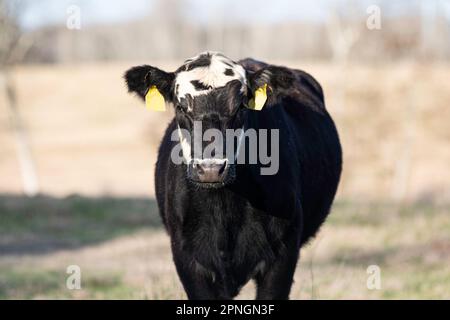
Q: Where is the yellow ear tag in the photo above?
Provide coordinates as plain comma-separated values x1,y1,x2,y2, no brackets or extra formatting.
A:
145,85,166,111
248,84,267,111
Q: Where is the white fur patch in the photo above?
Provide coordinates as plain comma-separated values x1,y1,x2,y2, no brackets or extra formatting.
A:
192,158,227,167
175,51,247,104
177,125,192,163
235,126,246,161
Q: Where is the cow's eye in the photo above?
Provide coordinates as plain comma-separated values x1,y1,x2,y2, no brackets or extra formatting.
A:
229,103,244,117
226,104,246,128
176,104,194,128
176,104,187,113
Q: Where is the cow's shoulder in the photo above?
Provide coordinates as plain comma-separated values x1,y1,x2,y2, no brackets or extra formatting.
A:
291,68,324,104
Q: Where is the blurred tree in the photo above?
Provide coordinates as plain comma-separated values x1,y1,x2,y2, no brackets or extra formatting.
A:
326,2,362,64
326,1,363,113
0,0,39,196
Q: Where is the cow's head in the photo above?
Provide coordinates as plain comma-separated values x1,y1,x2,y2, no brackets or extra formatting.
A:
124,52,288,188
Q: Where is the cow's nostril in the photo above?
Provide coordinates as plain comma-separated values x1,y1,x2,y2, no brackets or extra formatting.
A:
192,160,228,183
196,164,205,175
218,161,227,176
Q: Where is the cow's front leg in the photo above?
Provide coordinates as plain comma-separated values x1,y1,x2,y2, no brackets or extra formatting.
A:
254,246,300,300
172,247,223,300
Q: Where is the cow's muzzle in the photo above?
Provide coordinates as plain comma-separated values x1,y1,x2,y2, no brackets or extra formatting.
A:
188,158,230,185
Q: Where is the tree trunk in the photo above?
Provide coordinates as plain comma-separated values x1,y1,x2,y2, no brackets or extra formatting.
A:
0,70,39,196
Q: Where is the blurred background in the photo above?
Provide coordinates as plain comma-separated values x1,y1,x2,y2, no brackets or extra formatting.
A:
0,0,449,299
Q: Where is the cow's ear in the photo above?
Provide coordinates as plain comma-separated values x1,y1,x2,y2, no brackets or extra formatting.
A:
246,66,295,111
124,65,175,111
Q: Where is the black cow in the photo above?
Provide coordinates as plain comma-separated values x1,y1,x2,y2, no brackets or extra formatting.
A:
124,52,342,299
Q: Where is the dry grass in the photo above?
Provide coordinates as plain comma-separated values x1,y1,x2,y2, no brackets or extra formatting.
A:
0,61,449,299
1,61,450,200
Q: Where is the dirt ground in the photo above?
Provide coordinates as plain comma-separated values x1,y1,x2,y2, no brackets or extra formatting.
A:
0,61,449,299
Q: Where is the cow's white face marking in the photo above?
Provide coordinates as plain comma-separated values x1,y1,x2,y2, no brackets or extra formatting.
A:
177,125,192,163
174,51,247,109
177,124,245,165
235,126,246,161
192,158,227,167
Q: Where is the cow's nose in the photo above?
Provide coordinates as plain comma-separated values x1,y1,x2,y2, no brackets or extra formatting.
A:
193,159,228,183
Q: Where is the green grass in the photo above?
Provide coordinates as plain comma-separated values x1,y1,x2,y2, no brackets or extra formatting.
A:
328,200,449,227
0,267,137,299
0,194,161,254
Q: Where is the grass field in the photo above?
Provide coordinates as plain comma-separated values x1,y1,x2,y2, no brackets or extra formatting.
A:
0,195,449,299
0,62,449,299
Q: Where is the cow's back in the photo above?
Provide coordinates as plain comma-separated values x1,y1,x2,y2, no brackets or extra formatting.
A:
240,59,342,243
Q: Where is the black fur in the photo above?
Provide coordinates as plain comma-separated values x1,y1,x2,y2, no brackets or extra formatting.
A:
191,80,211,91
224,68,235,76
180,53,212,72
124,65,174,100
125,56,342,300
